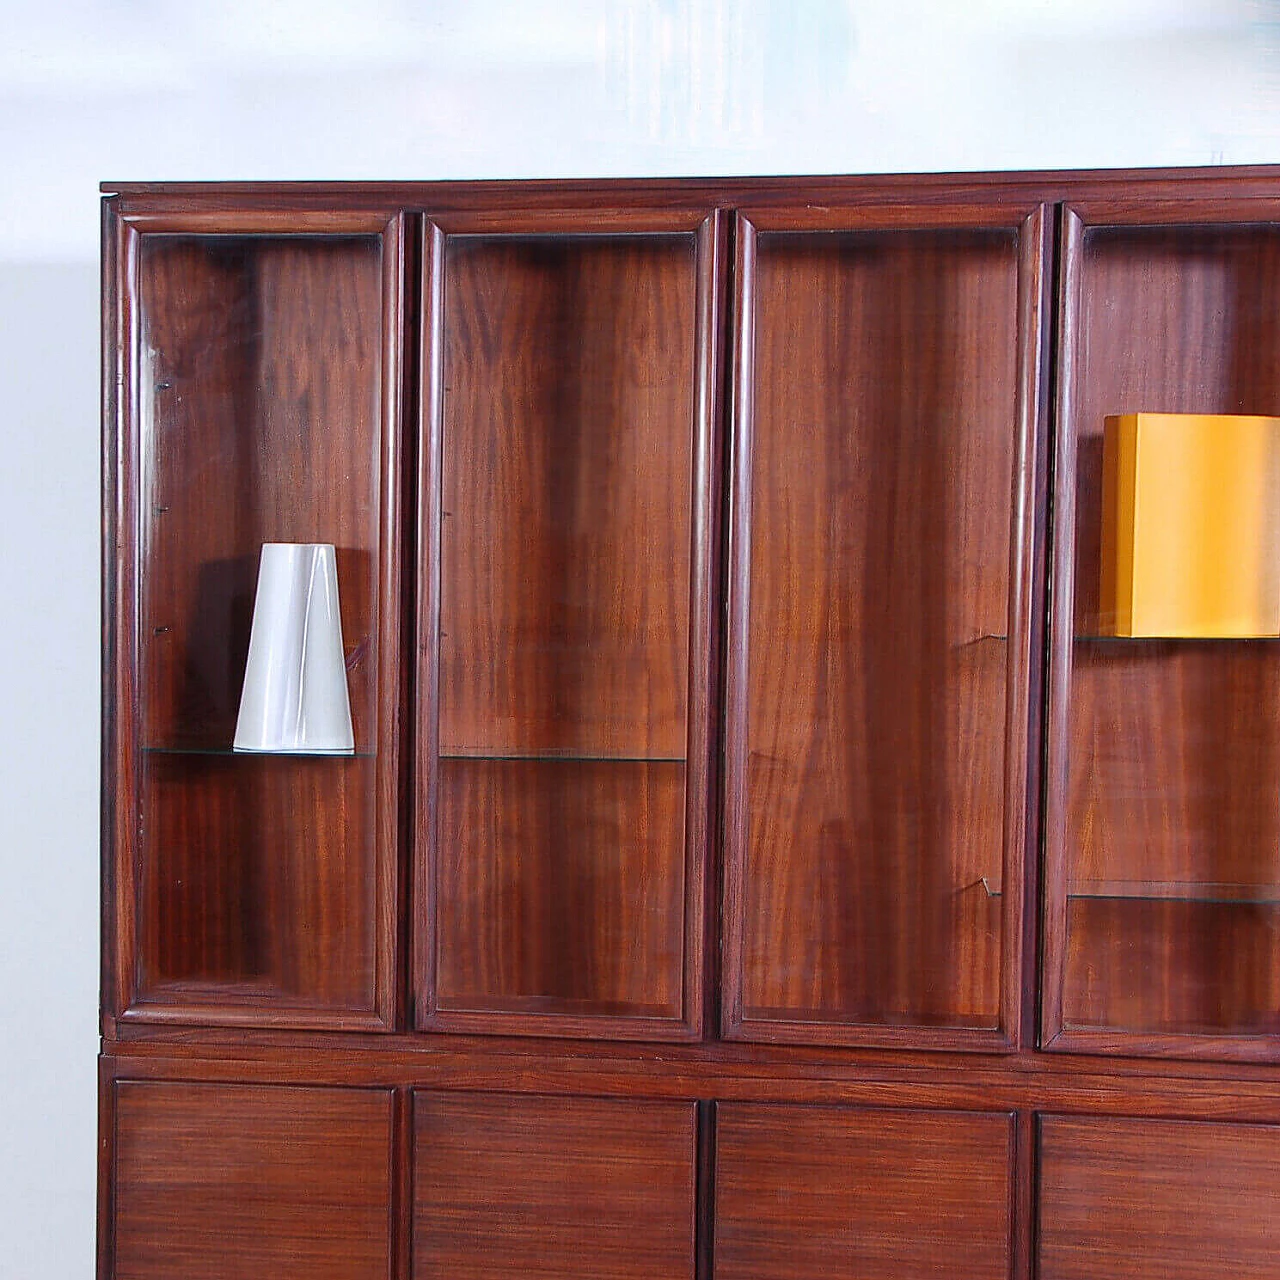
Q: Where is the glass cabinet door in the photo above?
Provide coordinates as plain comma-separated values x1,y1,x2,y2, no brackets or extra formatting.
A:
105,206,405,1028
413,208,723,1039
722,201,1051,1050
1043,200,1280,1059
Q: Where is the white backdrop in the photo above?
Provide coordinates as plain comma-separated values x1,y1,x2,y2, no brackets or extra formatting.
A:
1,1,1277,1273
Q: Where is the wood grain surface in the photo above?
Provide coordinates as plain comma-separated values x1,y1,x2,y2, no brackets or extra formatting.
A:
434,759,687,1020
136,753,375,1016
112,1080,392,1280
413,1091,696,1280
138,234,382,750
729,225,1023,1037
1039,1114,1280,1279
437,234,695,758
715,1102,1014,1280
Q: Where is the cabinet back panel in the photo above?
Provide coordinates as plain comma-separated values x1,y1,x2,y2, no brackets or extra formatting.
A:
715,1103,1013,1280
1039,1114,1280,1279
138,754,374,1009
413,1092,697,1280
1061,225,1280,1039
737,229,1019,1031
138,235,382,749
131,235,386,1018
435,759,686,1018
113,1081,392,1280
439,235,695,758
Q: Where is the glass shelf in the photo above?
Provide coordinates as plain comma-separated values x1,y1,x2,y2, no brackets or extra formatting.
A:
142,746,376,759
439,750,685,764
959,633,1280,647
1069,879,1280,905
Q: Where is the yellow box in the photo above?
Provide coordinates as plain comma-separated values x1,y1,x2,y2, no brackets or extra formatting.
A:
1100,413,1280,637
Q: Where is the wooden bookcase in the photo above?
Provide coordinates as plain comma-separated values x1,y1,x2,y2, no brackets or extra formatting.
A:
101,171,1280,1280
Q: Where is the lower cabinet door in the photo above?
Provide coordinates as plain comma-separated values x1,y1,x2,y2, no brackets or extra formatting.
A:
1039,1115,1280,1279
413,1092,697,1279
110,1081,393,1280
714,1103,1014,1280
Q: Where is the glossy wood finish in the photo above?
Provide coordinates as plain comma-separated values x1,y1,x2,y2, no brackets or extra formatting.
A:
413,1091,696,1280
435,759,686,1018
108,210,406,1029
723,203,1050,1049
1039,1114,1280,1279
1044,203,1280,1058
100,171,1280,1280
414,209,724,1039
715,1103,1014,1280
111,1080,392,1279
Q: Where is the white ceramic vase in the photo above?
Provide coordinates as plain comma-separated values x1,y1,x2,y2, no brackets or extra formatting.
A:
233,542,355,755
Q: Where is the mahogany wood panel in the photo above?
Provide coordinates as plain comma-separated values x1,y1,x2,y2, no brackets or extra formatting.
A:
111,1080,392,1280
103,1045,1280,1126
724,207,1049,1048
438,234,695,757
111,220,405,1028
1063,897,1280,1037
415,213,723,1040
413,1091,696,1280
138,235,381,749
1039,1114,1280,1279
434,759,686,1019
136,753,374,1015
715,1103,1014,1280
1045,213,1280,1055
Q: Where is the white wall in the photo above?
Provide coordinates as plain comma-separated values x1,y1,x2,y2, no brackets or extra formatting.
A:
1,1,1277,1273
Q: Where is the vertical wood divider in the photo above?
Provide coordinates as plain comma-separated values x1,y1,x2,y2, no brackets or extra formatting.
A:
412,220,446,1029
695,1100,717,1280
391,1086,414,1280
1011,1109,1037,1280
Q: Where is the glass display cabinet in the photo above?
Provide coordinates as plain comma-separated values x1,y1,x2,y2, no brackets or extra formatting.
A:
1042,200,1280,1058
106,210,406,1029
100,174,1280,1280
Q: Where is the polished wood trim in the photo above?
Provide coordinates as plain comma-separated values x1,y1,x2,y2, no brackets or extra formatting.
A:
374,212,408,1032
1011,1110,1036,1280
1002,204,1054,1052
101,196,123,1026
694,1100,717,1280
1047,1026,1280,1064
420,205,714,234
109,216,142,1019
683,209,727,1038
102,166,1280,215
96,1059,116,1280
115,208,402,235
1040,207,1084,1052
1046,193,1280,225
391,1086,412,1280
100,1042,1280,1124
412,218,445,1033
720,212,755,1041
721,200,1050,1052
